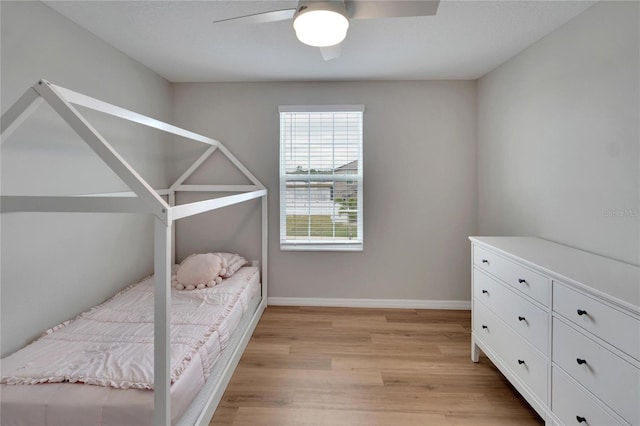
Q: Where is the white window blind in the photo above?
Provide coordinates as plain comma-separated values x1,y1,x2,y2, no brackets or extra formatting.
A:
279,105,364,251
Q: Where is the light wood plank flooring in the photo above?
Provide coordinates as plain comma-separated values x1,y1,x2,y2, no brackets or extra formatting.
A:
209,306,543,426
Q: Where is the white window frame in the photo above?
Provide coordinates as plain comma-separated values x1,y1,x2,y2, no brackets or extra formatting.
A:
279,105,364,251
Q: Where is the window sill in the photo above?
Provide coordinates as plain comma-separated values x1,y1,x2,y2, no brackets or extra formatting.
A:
280,243,363,252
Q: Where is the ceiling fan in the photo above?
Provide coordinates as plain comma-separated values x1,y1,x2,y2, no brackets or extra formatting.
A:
212,1,440,60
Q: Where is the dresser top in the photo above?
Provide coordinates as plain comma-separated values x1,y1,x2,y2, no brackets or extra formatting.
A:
469,237,640,312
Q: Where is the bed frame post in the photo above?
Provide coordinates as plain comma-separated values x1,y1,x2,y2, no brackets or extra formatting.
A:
154,217,172,426
169,192,177,265
261,195,268,303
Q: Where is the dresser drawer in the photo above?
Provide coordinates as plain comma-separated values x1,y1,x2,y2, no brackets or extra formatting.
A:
552,318,639,424
473,244,549,306
552,366,626,426
553,282,640,361
474,269,548,354
474,302,548,401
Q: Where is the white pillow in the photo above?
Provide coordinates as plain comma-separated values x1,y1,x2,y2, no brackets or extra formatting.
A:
174,253,225,290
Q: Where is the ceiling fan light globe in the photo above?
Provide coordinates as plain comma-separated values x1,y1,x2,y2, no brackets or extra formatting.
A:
293,10,349,47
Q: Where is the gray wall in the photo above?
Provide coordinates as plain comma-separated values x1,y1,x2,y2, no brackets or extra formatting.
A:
172,81,477,301
477,1,639,265
1,1,172,356
4,0,632,359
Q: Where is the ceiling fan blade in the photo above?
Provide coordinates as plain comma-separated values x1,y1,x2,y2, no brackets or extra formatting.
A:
212,8,296,25
346,0,440,20
320,44,342,61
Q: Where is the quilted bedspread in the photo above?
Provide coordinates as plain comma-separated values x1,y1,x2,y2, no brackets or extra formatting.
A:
0,269,256,390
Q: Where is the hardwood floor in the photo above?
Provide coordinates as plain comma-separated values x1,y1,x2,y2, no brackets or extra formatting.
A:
209,306,543,426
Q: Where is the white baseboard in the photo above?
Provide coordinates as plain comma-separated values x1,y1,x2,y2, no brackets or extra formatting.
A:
267,297,471,310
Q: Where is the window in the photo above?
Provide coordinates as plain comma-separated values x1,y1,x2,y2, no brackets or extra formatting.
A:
279,105,364,251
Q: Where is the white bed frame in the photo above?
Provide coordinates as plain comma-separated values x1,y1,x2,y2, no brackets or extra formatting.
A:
0,79,268,426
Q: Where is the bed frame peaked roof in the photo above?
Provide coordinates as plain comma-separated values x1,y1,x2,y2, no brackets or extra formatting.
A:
1,79,266,224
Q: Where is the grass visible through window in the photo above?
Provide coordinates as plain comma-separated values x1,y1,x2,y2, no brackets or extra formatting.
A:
286,215,357,239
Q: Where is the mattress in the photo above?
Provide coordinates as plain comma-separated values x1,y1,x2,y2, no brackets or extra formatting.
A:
0,266,261,426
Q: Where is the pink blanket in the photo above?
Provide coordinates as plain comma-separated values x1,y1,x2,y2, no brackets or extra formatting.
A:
1,267,258,390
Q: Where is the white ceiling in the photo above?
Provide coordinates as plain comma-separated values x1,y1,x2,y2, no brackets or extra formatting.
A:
43,0,596,83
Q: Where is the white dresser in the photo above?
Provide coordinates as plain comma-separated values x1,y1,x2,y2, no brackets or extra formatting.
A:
469,237,640,425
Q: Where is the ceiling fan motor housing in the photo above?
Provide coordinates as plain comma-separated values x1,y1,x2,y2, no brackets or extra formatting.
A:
293,1,350,47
